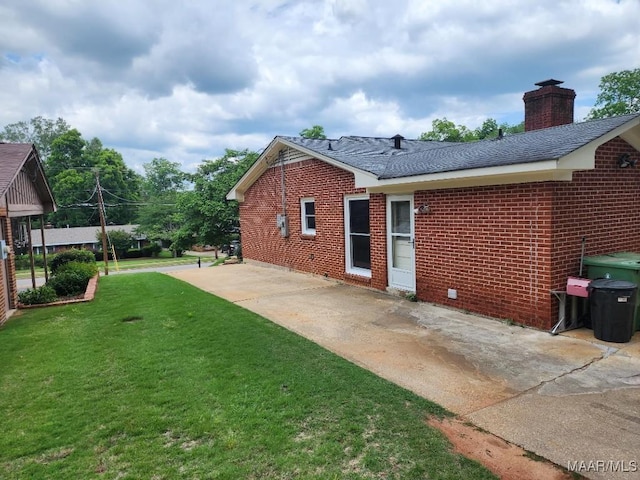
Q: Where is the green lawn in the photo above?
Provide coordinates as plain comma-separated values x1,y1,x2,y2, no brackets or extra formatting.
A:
0,274,495,479
16,254,202,279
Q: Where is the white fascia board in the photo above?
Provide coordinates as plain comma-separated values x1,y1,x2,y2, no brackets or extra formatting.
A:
620,122,640,151
359,159,564,192
560,118,640,169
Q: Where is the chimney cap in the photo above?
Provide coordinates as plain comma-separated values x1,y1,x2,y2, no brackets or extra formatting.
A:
535,79,564,87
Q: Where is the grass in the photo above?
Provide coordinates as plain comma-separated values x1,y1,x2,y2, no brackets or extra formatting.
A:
16,254,201,279
0,274,496,479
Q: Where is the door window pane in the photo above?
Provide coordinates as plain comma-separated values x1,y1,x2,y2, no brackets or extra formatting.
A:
392,236,412,270
391,201,410,234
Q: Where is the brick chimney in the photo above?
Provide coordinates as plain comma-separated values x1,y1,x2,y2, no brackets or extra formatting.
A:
523,79,576,131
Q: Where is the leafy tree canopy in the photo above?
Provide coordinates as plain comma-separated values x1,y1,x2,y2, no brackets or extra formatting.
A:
418,117,524,142
588,68,640,119
299,125,327,139
136,158,187,245
142,157,187,197
46,130,141,227
174,149,258,252
96,229,133,258
0,116,70,160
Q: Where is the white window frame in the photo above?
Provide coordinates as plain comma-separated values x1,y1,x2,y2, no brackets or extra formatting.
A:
300,197,316,235
344,194,371,277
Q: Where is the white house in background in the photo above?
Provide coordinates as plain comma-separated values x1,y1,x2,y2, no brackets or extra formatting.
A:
29,224,147,254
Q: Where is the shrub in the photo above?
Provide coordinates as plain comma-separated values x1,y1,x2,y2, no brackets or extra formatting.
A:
57,261,98,278
50,249,96,274
14,254,46,270
48,272,88,297
18,285,58,305
141,244,162,257
48,261,98,297
126,249,143,258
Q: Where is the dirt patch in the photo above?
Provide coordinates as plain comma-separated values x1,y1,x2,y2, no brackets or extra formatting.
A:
428,417,579,480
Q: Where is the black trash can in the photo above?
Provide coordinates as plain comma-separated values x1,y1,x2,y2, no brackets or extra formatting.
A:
588,279,637,343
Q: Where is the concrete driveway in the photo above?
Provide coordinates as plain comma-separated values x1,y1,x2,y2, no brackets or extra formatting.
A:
170,262,640,480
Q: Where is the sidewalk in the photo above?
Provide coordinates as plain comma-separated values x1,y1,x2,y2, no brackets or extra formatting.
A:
170,262,640,480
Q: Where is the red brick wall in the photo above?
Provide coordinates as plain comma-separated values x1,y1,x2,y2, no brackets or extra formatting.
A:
413,183,554,328
551,138,640,288
239,137,640,330
240,159,386,288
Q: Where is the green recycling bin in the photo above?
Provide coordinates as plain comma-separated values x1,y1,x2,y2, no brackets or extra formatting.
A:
583,253,640,331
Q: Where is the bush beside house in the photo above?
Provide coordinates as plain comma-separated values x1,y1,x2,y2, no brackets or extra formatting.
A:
19,249,98,305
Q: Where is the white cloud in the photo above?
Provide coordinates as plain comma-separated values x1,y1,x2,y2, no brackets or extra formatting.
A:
0,0,638,173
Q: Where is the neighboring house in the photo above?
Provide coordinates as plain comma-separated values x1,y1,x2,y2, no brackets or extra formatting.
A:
227,80,640,330
0,143,56,324
29,224,148,254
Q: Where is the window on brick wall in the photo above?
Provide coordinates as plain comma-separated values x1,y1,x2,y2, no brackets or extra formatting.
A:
344,195,371,276
301,198,316,235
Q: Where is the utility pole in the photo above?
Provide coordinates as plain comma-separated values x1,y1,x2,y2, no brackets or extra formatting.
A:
94,169,109,275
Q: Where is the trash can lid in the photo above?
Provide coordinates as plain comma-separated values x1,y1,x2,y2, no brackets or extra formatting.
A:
583,255,640,270
589,278,637,290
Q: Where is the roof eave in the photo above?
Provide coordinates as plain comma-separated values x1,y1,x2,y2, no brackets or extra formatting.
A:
365,116,640,193
364,160,573,193
226,137,377,202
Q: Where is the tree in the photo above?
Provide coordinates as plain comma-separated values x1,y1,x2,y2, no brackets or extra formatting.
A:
96,229,133,258
299,125,327,139
588,68,640,119
45,130,141,227
419,118,475,142
419,118,524,142
136,158,187,247
0,116,70,160
175,149,258,253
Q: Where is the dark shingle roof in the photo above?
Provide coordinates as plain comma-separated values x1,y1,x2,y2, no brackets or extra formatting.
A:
282,114,640,180
0,143,33,195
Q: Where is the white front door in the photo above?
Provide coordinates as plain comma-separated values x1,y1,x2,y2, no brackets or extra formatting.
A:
387,195,415,291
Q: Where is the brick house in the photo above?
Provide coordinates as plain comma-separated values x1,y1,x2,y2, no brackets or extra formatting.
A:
227,80,640,330
0,143,56,324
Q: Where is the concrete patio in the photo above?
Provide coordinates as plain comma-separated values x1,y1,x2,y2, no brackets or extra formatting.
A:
170,262,640,480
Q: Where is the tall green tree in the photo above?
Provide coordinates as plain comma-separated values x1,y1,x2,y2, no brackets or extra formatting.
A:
299,125,327,139
419,118,475,142
0,116,70,160
174,149,258,252
588,68,640,119
419,118,524,142
136,158,187,247
46,130,141,227
96,229,134,258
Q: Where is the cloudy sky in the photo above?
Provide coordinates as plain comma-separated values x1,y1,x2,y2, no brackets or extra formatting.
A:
1,0,639,173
